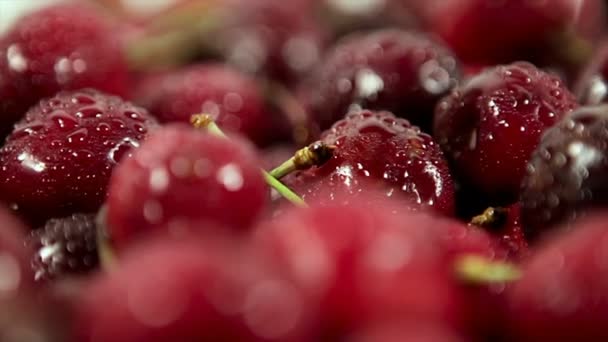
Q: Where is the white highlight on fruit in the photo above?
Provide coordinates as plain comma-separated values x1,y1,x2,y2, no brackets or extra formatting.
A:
143,200,163,223
244,280,302,339
327,0,385,14
283,36,319,72
355,69,384,99
216,163,244,191
365,231,412,272
17,152,46,173
568,141,602,173
0,253,21,292
149,167,170,193
6,44,27,72
424,163,443,198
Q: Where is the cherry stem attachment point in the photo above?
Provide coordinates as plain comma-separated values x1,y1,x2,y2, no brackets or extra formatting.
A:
191,114,307,207
269,141,335,179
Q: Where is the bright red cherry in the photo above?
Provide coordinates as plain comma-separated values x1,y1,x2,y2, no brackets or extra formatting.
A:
105,124,267,252
74,235,311,341
508,214,608,341
253,200,467,339
0,3,130,137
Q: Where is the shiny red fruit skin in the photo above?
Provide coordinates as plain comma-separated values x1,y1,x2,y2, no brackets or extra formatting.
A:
0,3,129,137
284,110,455,216
434,62,577,203
0,89,157,224
520,105,608,240
134,64,273,146
253,201,466,339
508,214,608,341
298,29,460,131
74,236,310,342
106,125,267,251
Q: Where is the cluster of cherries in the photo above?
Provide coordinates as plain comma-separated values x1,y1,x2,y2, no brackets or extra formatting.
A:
2,0,608,341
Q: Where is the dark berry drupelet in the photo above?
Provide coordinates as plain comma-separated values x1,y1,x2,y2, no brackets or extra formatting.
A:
28,213,98,281
520,105,608,240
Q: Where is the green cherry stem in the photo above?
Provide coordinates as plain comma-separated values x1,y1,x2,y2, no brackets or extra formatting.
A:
454,254,522,284
269,141,335,180
191,114,308,207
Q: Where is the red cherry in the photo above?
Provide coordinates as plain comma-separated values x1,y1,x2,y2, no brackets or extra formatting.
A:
434,62,577,203
106,124,267,252
134,64,276,146
253,200,466,339
298,29,460,131
508,214,608,341
0,3,130,137
74,235,311,341
284,110,455,216
0,207,33,291
0,89,157,224
422,0,605,68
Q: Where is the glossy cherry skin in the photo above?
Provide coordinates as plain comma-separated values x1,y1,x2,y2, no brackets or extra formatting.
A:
0,89,157,224
507,214,608,341
253,201,467,339
105,125,267,252
284,110,455,216
434,62,578,203
520,105,608,241
0,3,129,137
74,235,311,341
298,29,460,131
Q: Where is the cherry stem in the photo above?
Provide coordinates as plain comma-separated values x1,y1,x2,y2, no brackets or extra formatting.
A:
454,254,522,284
95,205,118,271
269,141,335,179
470,207,508,229
191,114,308,207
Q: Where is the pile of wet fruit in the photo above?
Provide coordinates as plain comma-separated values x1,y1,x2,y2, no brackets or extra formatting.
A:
1,0,608,340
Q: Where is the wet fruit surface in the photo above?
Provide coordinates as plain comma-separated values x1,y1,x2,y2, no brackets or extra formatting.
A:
0,89,157,224
0,3,129,137
434,62,578,203
284,110,455,215
106,125,267,251
28,213,98,282
298,29,460,131
521,105,608,240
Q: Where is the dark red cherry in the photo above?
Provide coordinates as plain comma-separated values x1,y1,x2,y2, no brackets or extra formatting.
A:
434,62,578,204
0,89,157,224
298,29,460,131
134,64,275,146
0,3,130,137
521,105,608,240
283,110,455,216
